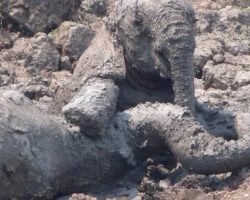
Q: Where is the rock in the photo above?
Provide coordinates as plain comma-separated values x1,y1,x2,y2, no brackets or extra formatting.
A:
50,21,95,62
220,7,241,23
70,194,97,200
158,180,171,190
194,37,224,77
178,189,210,200
49,71,73,94
0,32,60,90
212,54,225,64
147,164,169,180
200,107,237,139
239,9,250,25
203,62,239,90
1,89,30,105
216,0,250,8
139,177,158,193
218,6,250,33
225,40,250,55
196,88,229,107
195,16,211,33
235,113,250,138
22,84,49,99
0,68,15,86
228,85,250,113
62,78,119,137
11,32,60,72
192,1,220,10
49,70,73,108
81,0,107,16
224,53,250,68
233,71,250,89
195,11,220,34
0,29,12,50
59,56,72,71
193,48,211,78
0,0,80,33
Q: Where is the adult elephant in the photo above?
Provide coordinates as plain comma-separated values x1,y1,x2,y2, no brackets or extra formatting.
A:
2,0,250,199
2,90,250,199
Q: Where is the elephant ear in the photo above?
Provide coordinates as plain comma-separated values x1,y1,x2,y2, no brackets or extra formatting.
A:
73,25,126,84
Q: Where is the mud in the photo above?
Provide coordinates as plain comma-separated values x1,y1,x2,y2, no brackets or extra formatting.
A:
0,0,250,199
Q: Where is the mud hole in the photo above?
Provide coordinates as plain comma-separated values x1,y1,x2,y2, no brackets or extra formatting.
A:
0,0,249,199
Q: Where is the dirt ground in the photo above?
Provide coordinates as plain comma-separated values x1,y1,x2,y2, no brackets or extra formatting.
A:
0,0,249,199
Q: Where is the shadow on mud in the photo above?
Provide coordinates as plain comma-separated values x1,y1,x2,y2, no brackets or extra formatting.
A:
195,101,238,140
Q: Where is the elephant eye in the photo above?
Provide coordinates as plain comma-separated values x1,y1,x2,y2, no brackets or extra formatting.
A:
133,13,144,26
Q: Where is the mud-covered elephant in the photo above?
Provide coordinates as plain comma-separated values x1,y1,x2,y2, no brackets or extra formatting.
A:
2,89,250,199
63,0,196,137
2,0,250,199
114,0,196,112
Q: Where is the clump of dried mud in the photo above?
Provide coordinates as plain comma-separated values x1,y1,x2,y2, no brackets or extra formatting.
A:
0,0,249,199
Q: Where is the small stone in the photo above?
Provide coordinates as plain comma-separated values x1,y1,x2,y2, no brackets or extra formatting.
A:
213,54,225,64
59,56,72,71
139,177,157,193
194,37,224,77
203,62,238,90
239,11,250,25
81,0,107,16
51,21,95,62
147,164,169,179
68,193,97,200
0,29,12,50
158,180,171,190
234,113,250,138
178,189,209,200
1,0,80,33
22,85,49,100
233,71,250,89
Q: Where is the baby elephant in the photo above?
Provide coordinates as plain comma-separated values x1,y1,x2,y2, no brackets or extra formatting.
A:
63,0,196,137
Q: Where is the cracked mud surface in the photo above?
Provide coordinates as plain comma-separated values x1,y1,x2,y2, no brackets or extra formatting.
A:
0,0,249,199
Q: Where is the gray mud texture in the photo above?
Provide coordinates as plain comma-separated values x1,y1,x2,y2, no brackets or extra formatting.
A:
0,0,250,199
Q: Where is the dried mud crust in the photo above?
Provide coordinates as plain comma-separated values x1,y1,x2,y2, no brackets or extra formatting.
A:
0,0,250,199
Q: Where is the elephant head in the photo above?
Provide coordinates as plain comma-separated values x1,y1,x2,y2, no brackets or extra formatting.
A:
114,0,196,113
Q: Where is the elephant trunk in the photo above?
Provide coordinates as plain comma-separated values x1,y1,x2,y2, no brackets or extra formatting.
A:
169,46,195,114
125,103,250,175
158,7,196,114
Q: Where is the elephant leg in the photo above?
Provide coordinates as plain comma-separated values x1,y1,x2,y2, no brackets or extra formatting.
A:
62,77,119,138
